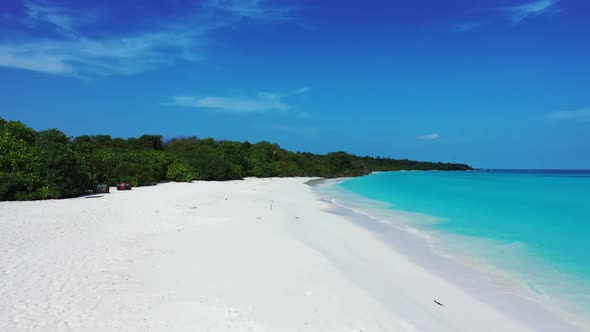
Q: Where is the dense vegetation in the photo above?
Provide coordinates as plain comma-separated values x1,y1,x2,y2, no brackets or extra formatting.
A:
0,117,471,201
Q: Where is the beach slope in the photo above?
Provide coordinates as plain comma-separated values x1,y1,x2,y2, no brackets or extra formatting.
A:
0,178,548,331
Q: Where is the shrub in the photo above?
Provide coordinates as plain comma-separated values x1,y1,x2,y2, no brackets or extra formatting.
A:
167,161,195,182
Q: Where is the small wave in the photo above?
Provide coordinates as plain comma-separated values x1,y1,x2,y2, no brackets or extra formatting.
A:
316,174,590,330
404,226,433,241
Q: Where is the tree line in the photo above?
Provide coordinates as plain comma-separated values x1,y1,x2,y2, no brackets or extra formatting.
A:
0,117,471,201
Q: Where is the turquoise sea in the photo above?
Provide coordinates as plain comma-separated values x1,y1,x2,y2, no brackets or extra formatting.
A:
337,170,590,324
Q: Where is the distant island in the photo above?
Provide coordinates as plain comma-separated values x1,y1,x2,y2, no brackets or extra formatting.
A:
0,117,471,201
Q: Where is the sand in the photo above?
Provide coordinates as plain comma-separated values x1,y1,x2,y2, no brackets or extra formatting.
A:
0,178,582,331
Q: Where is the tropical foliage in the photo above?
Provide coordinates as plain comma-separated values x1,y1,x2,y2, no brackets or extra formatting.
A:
0,117,471,201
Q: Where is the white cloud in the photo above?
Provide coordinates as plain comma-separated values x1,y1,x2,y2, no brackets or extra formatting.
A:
419,133,440,141
502,0,558,23
454,0,559,31
295,87,310,94
0,45,71,74
25,0,76,31
165,86,310,114
204,0,296,20
0,0,295,78
0,28,204,78
166,92,291,113
550,108,590,122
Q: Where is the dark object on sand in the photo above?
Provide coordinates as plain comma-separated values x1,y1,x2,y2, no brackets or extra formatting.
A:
434,300,444,307
116,182,132,191
95,184,110,193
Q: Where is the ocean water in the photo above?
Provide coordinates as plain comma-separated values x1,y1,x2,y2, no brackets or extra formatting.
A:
336,170,590,324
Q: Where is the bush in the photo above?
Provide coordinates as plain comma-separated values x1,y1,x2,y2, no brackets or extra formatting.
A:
167,161,195,182
0,123,40,200
36,129,94,198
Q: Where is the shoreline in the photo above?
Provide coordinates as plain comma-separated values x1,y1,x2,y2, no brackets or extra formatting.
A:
0,177,584,331
312,178,587,331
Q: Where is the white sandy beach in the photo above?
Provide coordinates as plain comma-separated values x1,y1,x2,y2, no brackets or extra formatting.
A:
0,178,582,331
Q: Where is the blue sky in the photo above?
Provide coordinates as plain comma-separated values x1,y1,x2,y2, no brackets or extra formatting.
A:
0,0,589,168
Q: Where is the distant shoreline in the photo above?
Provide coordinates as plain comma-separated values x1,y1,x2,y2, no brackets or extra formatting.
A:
0,116,471,202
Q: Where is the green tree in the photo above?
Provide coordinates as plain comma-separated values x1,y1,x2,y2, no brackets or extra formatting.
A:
247,141,280,177
167,160,196,182
36,129,94,198
0,126,43,200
